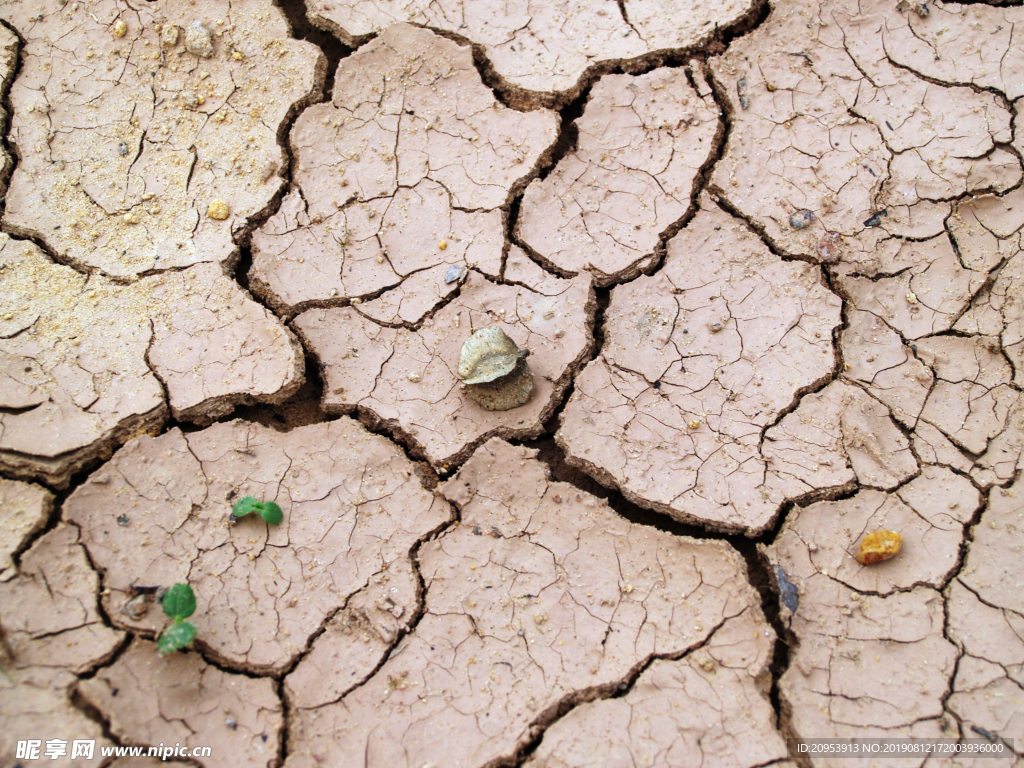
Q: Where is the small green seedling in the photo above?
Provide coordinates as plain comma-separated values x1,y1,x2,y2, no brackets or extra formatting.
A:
231,496,284,526
157,583,197,656
0,632,10,680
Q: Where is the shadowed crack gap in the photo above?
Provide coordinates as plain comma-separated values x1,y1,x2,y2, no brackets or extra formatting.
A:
276,0,349,99
0,18,21,220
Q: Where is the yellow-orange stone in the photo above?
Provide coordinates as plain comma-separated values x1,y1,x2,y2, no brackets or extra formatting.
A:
856,530,903,565
207,200,229,221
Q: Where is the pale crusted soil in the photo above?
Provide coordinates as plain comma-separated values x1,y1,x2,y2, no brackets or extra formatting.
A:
517,67,721,284
302,0,760,102
558,194,843,534
285,439,770,768
294,267,594,470
63,418,451,674
1,0,1023,766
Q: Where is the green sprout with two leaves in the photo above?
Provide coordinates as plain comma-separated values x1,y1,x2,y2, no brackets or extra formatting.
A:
157,583,197,655
231,496,284,526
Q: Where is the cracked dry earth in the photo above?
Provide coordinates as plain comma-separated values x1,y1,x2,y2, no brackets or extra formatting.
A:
1,0,1024,767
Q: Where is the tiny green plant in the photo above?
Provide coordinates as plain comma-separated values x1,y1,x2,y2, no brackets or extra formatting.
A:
157,583,197,656
231,495,284,526
0,631,11,680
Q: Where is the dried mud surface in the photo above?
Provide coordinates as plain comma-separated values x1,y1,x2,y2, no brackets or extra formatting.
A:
0,235,304,487
558,195,843,534
517,67,720,284
0,524,124,766
521,609,788,768
295,267,594,470
0,477,52,581
286,439,771,768
79,639,284,768
302,0,759,102
1,0,323,278
64,417,451,674
251,23,558,316
2,0,1024,764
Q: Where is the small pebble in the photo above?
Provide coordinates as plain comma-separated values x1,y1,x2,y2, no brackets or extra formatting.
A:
856,530,902,564
162,24,180,46
816,231,842,263
185,21,215,58
789,209,815,229
118,141,129,157
863,210,888,228
688,419,701,429
121,594,148,620
207,199,229,220
737,78,749,110
113,19,127,38
775,565,799,614
444,264,467,284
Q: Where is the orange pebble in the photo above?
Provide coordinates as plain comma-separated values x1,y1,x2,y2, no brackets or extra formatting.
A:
856,530,902,564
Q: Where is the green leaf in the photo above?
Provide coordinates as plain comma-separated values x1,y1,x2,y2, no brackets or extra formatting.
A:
161,583,196,620
232,496,257,518
259,501,284,526
157,620,196,655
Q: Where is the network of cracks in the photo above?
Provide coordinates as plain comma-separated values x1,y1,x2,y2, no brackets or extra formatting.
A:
1,0,1023,766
